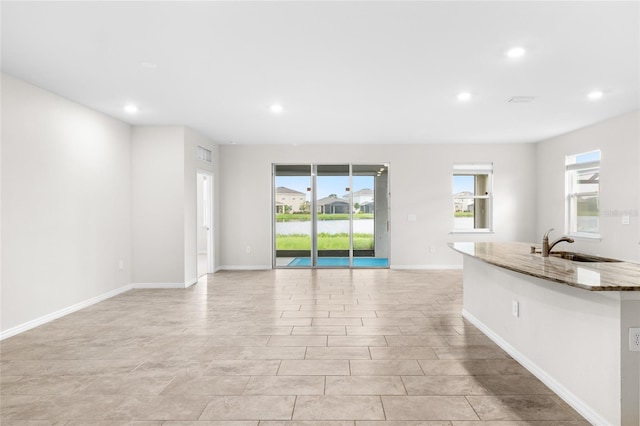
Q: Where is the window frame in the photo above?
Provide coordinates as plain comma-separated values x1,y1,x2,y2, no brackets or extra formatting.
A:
565,150,601,239
451,163,494,233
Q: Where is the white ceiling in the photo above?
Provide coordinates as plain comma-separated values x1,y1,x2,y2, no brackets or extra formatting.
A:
2,1,639,145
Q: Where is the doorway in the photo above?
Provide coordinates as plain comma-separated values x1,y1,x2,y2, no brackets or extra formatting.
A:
273,163,389,268
197,172,214,277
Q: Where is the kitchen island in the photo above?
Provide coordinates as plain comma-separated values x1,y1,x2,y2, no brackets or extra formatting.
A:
450,242,640,426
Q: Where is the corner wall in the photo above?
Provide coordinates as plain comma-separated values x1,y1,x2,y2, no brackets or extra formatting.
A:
1,73,132,334
535,111,640,262
131,126,219,287
219,143,537,269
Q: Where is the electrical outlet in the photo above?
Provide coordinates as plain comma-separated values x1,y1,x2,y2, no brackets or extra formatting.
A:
630,328,640,351
246,246,251,254
622,215,630,225
512,300,519,318
118,259,124,270
429,245,436,253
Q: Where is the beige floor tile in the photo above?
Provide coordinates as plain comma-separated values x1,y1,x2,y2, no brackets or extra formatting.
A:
433,347,508,360
164,422,257,426
204,360,281,375
1,394,127,420
293,396,384,420
346,327,402,336
268,336,328,347
283,312,329,318
292,326,346,336
1,375,96,395
369,347,437,360
382,396,478,420
0,270,588,424
350,360,423,376
260,422,354,426
78,374,174,395
361,318,417,327
106,395,210,420
357,422,451,426
312,318,362,326
64,421,164,425
243,376,325,395
398,326,459,336
328,336,387,347
161,375,250,395
300,305,346,311
466,396,577,420
205,346,307,360
305,347,371,360
402,376,488,395
325,376,406,395
205,336,270,346
278,360,350,376
330,311,377,318
384,336,448,347
199,396,295,420
375,311,425,318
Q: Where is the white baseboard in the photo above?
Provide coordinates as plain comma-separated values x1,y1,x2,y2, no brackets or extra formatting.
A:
462,309,608,426
391,264,463,270
220,265,272,270
0,284,132,341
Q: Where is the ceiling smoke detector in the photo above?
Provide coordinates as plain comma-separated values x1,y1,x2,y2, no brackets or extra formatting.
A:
507,96,535,103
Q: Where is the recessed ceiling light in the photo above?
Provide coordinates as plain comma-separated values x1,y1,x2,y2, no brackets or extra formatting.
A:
457,92,472,102
587,91,604,100
270,104,284,114
124,104,138,114
506,47,526,59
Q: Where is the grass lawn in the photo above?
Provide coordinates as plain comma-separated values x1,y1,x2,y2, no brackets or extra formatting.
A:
276,233,374,250
276,213,374,222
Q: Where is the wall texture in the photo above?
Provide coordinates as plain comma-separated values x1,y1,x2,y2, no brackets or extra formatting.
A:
1,74,132,333
219,143,538,268
536,111,640,262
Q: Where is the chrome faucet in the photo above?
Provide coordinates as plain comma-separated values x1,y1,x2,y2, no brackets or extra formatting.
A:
542,228,575,257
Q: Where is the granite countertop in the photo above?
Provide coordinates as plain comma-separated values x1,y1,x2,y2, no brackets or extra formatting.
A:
449,241,640,291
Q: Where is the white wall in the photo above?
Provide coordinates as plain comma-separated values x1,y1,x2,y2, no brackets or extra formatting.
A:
536,111,640,262
1,73,132,333
131,127,185,285
183,127,218,282
131,126,218,287
219,143,537,268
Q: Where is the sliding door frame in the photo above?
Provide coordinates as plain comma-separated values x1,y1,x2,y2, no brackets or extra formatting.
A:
272,162,390,269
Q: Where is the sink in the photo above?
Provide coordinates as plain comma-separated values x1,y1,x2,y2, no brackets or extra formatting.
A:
549,251,622,263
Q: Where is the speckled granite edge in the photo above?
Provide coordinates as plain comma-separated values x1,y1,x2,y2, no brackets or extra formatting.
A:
449,241,640,291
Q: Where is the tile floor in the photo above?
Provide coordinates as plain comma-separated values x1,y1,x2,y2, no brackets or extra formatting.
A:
0,269,590,425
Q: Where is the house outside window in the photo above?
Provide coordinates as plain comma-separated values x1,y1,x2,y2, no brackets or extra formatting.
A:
452,163,493,232
566,150,600,237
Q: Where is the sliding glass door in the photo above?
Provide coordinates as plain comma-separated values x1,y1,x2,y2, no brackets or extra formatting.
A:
273,163,389,268
315,165,351,266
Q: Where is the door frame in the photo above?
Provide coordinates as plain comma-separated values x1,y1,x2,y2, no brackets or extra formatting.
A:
196,170,215,275
272,163,390,269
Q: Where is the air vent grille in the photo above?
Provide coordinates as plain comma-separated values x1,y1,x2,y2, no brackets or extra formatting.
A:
197,146,212,163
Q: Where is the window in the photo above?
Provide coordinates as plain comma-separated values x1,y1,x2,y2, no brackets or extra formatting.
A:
452,163,493,232
566,150,600,237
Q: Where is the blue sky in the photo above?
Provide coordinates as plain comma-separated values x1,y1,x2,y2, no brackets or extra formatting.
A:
277,176,374,200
